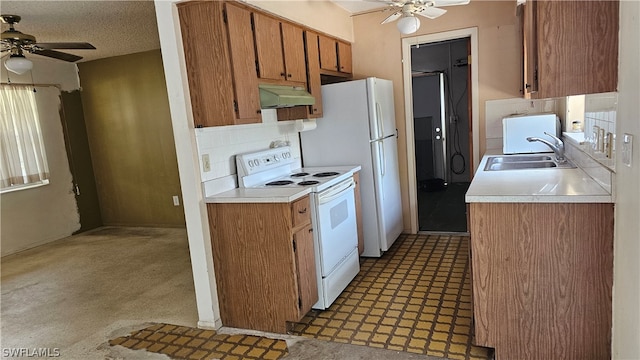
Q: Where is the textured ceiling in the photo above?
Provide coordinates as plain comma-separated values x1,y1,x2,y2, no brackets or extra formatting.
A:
1,1,160,63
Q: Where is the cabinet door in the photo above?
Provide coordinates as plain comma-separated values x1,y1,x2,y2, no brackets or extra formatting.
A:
178,1,236,127
253,12,286,81
523,0,618,99
337,41,352,74
318,34,338,72
304,31,323,117
294,224,318,317
225,3,261,123
281,22,307,83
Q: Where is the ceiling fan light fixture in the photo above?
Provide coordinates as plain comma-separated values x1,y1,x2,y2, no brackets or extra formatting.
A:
397,14,421,34
4,53,33,75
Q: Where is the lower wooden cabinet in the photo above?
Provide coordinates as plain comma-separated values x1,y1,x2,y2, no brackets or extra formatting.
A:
469,202,614,359
207,196,317,333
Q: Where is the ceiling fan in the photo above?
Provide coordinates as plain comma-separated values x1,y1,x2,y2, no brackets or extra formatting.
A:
1,14,96,74
368,0,471,34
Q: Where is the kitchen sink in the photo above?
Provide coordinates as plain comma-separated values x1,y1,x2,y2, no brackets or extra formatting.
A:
484,155,576,171
488,155,553,163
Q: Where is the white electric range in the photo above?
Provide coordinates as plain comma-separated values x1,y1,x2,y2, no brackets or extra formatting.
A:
209,146,361,310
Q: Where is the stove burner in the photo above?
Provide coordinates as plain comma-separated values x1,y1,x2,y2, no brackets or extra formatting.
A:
265,180,294,186
314,172,339,178
291,172,310,177
298,180,320,186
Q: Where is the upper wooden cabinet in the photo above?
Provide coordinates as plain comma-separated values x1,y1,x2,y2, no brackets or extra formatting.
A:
177,1,261,127
304,31,323,117
280,22,308,83
318,34,352,76
337,41,352,74
522,0,619,99
178,0,353,126
253,13,306,84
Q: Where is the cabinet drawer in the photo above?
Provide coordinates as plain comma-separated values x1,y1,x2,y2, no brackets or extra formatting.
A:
291,196,311,227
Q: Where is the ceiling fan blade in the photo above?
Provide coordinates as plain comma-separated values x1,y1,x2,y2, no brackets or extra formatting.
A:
35,42,96,50
381,11,402,24
30,49,83,62
417,6,447,19
433,0,470,6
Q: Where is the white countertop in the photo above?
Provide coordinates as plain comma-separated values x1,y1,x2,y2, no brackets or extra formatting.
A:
205,165,361,204
465,154,612,203
206,187,313,203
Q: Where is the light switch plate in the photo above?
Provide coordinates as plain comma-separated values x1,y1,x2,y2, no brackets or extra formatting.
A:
622,133,633,167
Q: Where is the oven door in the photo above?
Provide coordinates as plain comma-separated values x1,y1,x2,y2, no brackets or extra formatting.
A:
315,177,358,277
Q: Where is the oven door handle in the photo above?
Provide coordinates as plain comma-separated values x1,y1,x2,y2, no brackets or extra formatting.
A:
318,178,355,205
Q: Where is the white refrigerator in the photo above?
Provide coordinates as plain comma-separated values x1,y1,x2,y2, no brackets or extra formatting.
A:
300,77,403,257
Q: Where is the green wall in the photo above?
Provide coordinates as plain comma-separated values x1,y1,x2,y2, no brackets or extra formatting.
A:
78,50,185,227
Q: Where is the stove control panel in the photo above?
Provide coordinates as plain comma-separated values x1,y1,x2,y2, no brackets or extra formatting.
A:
236,146,294,177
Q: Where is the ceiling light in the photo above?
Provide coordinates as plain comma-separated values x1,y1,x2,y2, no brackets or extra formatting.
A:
397,14,421,35
4,54,33,75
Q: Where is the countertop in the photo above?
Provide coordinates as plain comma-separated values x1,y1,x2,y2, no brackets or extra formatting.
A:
465,154,612,203
206,165,361,204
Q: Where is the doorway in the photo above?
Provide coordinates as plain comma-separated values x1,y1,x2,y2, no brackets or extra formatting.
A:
401,28,479,234
411,38,472,232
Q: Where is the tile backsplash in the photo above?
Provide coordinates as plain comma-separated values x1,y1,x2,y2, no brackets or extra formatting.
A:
195,109,308,185
485,97,565,150
582,92,618,170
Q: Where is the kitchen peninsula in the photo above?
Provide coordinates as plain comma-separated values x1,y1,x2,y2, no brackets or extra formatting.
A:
466,155,614,359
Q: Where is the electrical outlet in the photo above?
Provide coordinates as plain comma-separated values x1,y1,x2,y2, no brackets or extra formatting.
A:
172,195,180,206
622,133,633,167
202,154,211,172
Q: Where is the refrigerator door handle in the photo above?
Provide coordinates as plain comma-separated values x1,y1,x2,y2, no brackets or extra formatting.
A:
375,102,384,139
378,141,386,177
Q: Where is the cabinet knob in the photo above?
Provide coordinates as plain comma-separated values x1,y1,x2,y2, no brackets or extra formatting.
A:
287,73,292,78
257,109,261,114
298,208,307,214
280,72,286,77
308,228,313,233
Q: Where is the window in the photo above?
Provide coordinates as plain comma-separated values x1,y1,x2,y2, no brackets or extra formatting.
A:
0,85,50,193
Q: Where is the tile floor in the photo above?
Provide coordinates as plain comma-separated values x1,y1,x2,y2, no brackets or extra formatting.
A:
110,323,289,360
291,233,492,360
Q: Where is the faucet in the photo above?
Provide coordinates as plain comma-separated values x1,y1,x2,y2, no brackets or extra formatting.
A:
526,132,566,162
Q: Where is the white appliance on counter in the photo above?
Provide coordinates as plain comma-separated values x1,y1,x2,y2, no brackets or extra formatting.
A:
300,77,403,258
503,113,560,154
235,146,360,310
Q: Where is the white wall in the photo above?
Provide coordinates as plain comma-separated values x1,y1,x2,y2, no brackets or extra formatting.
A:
1,59,81,256
612,0,640,357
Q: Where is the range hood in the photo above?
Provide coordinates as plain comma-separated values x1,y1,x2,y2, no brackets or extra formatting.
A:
259,84,315,109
